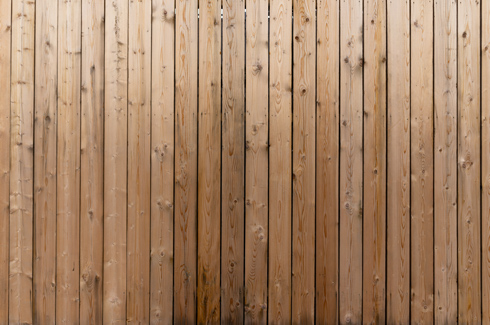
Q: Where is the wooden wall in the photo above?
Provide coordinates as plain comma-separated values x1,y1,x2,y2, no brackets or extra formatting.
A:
0,0,489,323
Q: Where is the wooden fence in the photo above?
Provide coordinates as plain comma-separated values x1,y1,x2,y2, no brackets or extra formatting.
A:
0,0,489,323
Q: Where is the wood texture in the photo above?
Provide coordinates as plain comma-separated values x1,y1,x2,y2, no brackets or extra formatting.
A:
103,0,128,323
362,0,386,323
245,0,268,322
222,0,245,323
458,0,481,322
292,0,316,323
434,0,457,323
150,0,175,323
269,0,292,322
387,0,410,322
57,0,82,322
9,0,35,323
33,0,57,322
197,0,221,322
174,0,198,322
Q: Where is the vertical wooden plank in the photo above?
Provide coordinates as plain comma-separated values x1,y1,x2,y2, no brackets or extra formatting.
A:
458,0,481,322
197,0,221,322
9,0,35,323
245,0,268,322
434,0,457,322
33,0,57,322
339,0,363,322
222,0,245,323
483,0,490,322
410,0,434,322
292,0,315,322
80,0,104,323
0,0,10,322
174,0,198,321
103,0,128,323
57,0,82,322
127,0,151,322
269,0,292,322
386,0,410,322
362,0,386,322
150,0,175,323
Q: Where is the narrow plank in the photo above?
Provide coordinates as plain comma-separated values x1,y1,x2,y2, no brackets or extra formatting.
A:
410,0,434,322
57,0,82,322
434,0,458,322
150,0,175,323
386,0,410,322
80,0,104,322
0,0,11,322
197,0,221,322
9,0,35,323
458,0,481,322
33,0,57,322
127,0,152,322
362,0,386,322
103,0,128,322
245,0,268,322
269,0,293,322
174,0,198,321
221,0,245,323
339,0,363,322
292,0,316,322
483,0,490,322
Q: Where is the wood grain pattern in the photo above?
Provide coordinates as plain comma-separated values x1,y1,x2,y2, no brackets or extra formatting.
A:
33,0,57,322
434,0,458,322
222,0,245,323
362,0,386,323
103,0,128,323
57,0,82,322
9,0,35,323
339,0,363,322
174,0,198,322
150,0,175,323
197,0,221,322
80,0,104,323
410,0,434,322
458,0,481,322
0,0,11,322
245,0,268,322
386,0,410,322
292,0,316,322
269,0,292,322
127,0,151,322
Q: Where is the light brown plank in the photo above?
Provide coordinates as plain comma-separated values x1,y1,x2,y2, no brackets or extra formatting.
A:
269,0,292,322
80,0,104,323
434,0,457,322
103,0,128,323
245,0,268,322
0,0,11,322
33,0,57,322
9,0,35,323
174,0,198,322
339,0,363,322
57,0,82,322
483,0,490,322
292,0,316,322
197,0,221,322
221,0,245,323
362,0,386,322
127,0,152,322
150,0,175,323
458,0,481,322
410,0,434,322
386,0,410,322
